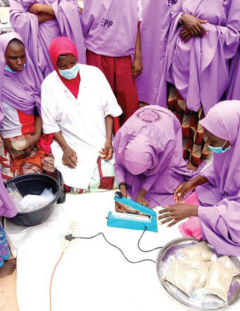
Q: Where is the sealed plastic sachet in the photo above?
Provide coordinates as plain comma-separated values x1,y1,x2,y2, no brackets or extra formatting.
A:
180,241,213,262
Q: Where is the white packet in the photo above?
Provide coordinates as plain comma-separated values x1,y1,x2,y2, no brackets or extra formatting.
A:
181,241,213,262
163,258,201,297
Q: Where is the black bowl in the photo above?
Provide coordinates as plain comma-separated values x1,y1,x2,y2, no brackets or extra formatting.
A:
5,174,61,226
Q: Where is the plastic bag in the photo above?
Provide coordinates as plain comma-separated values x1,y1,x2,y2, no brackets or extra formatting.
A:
215,256,240,277
15,188,55,212
6,182,23,212
163,258,201,297
10,135,27,151
204,261,235,302
183,255,209,290
180,241,213,262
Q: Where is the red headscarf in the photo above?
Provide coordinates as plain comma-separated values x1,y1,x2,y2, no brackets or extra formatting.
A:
49,37,80,99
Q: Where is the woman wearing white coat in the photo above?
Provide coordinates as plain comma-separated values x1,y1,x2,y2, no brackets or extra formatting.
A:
41,37,122,194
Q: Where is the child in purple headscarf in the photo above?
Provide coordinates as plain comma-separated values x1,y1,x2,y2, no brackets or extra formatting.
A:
159,101,240,257
0,32,54,182
114,105,197,210
157,0,240,169
9,0,86,78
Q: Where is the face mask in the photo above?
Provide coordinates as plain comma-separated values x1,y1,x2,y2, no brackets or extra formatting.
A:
208,140,231,154
5,63,26,74
58,63,79,80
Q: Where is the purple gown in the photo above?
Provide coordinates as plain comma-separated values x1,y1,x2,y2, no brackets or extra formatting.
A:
10,0,86,78
226,47,240,100
157,0,240,115
196,100,240,256
136,0,177,105
114,105,197,208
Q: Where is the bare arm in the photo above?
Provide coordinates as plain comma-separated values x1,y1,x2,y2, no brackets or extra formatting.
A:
131,25,143,79
54,131,78,169
100,115,114,161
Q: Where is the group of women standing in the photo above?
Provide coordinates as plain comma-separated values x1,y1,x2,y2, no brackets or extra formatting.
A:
1,0,240,278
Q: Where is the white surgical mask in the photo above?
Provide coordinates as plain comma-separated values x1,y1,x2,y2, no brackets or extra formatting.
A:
58,63,79,80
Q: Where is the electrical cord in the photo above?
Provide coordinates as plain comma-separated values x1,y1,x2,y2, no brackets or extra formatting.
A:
50,252,64,311
65,231,156,264
137,227,163,253
50,228,163,310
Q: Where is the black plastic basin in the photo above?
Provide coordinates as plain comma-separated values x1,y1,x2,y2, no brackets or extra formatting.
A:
5,174,61,226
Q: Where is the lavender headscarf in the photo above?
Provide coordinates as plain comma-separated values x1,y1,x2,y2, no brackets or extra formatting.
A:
196,100,240,256
156,0,240,114
0,32,41,120
10,0,86,78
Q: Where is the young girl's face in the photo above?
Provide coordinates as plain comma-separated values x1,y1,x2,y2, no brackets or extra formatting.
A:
5,42,26,73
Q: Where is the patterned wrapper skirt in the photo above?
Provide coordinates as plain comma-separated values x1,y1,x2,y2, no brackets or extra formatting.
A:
168,87,210,166
0,134,55,183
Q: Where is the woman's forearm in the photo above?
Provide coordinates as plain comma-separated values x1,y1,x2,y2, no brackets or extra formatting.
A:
34,115,42,138
38,14,55,24
134,25,142,60
54,131,70,152
105,115,113,141
192,175,209,187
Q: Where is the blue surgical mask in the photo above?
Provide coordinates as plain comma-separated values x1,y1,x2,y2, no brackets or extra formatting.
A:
208,140,231,154
58,63,79,80
5,63,26,73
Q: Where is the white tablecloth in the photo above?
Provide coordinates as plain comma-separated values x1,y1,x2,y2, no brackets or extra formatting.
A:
5,191,240,311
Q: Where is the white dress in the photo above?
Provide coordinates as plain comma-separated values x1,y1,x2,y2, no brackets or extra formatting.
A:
41,64,122,189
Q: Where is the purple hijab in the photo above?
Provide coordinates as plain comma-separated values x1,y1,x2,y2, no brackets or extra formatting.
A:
0,32,41,119
114,105,197,208
136,0,177,105
156,0,240,114
10,0,86,78
196,100,240,256
226,47,240,101
81,0,138,57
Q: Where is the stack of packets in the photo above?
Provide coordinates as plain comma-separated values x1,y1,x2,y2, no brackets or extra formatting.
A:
162,241,240,302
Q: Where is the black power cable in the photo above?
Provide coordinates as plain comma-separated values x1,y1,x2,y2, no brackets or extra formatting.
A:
65,227,163,265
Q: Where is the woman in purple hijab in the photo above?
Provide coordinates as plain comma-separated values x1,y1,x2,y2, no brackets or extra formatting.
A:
159,101,240,257
0,32,54,182
114,105,196,209
157,0,240,169
9,0,86,78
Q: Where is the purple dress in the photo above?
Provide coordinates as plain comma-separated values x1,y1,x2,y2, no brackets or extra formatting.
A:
157,0,240,115
136,0,177,105
226,47,240,100
10,0,86,78
114,105,197,208
195,100,240,256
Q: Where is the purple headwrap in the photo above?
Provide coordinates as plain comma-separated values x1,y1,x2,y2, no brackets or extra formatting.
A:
0,32,42,121
124,136,155,175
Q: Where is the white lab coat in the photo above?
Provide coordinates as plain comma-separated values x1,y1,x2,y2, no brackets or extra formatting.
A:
41,64,122,188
